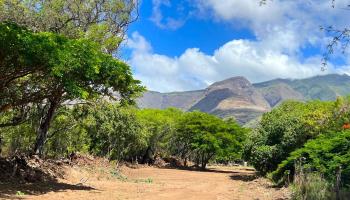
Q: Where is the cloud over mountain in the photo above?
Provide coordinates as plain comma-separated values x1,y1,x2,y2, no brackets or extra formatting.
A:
127,0,350,92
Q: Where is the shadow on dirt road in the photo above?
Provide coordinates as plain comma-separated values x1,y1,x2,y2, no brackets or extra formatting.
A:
0,181,95,199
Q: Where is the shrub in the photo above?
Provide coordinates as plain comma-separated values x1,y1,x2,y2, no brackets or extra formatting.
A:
243,100,334,175
271,130,350,188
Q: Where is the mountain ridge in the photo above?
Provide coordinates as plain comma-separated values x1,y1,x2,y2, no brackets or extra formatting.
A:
137,74,350,124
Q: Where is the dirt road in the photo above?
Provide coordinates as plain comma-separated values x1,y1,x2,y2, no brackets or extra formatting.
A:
0,166,290,200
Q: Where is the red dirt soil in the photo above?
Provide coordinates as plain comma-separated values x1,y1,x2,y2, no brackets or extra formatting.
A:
1,165,290,200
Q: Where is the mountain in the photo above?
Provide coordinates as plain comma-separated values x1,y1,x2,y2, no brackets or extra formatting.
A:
137,74,350,124
189,77,270,124
137,90,205,110
254,81,304,107
254,74,350,103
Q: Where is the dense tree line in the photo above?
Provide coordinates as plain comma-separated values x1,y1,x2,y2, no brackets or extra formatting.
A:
0,101,247,168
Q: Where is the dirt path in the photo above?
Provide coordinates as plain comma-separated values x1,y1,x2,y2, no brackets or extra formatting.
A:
1,166,290,200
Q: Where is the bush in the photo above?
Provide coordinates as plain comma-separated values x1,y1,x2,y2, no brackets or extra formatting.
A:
243,100,334,175
272,130,350,188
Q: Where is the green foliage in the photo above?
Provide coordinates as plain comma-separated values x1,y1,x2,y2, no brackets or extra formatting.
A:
0,107,38,155
136,108,183,163
0,22,144,155
0,0,140,155
243,100,334,175
212,118,247,163
291,172,332,200
0,105,90,157
15,191,25,196
0,22,60,111
134,177,153,184
0,118,36,155
44,107,91,157
271,130,350,187
0,22,144,112
0,101,148,159
175,112,247,169
0,0,137,53
78,101,147,160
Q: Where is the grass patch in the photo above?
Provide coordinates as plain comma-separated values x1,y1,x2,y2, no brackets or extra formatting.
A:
110,170,128,182
16,191,25,196
134,177,153,184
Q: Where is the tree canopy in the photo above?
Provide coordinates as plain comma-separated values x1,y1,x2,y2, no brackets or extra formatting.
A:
136,108,183,164
0,22,144,154
0,0,137,53
0,22,143,112
175,111,247,169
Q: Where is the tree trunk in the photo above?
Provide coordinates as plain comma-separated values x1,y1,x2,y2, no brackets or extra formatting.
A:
201,162,207,170
195,155,200,167
201,153,215,170
33,98,59,156
201,153,206,170
141,146,153,164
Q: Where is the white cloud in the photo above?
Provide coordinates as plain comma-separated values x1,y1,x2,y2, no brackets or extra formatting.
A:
150,0,186,30
195,0,284,24
126,0,350,92
127,32,340,92
126,32,152,54
194,0,350,54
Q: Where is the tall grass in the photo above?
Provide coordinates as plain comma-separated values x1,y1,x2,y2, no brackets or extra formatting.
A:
291,172,332,200
291,160,332,200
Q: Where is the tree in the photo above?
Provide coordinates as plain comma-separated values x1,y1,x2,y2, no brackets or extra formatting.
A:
136,108,183,164
0,101,148,159
0,107,38,155
44,106,91,157
0,22,144,155
0,22,57,113
0,0,139,125
243,100,335,175
78,101,147,161
175,111,247,169
0,0,138,54
215,118,247,164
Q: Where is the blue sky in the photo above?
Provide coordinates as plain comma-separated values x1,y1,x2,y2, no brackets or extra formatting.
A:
124,0,350,92
126,0,256,57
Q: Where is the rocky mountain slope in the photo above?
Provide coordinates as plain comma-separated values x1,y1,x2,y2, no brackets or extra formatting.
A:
189,77,270,124
137,90,205,110
254,74,350,102
137,74,350,124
